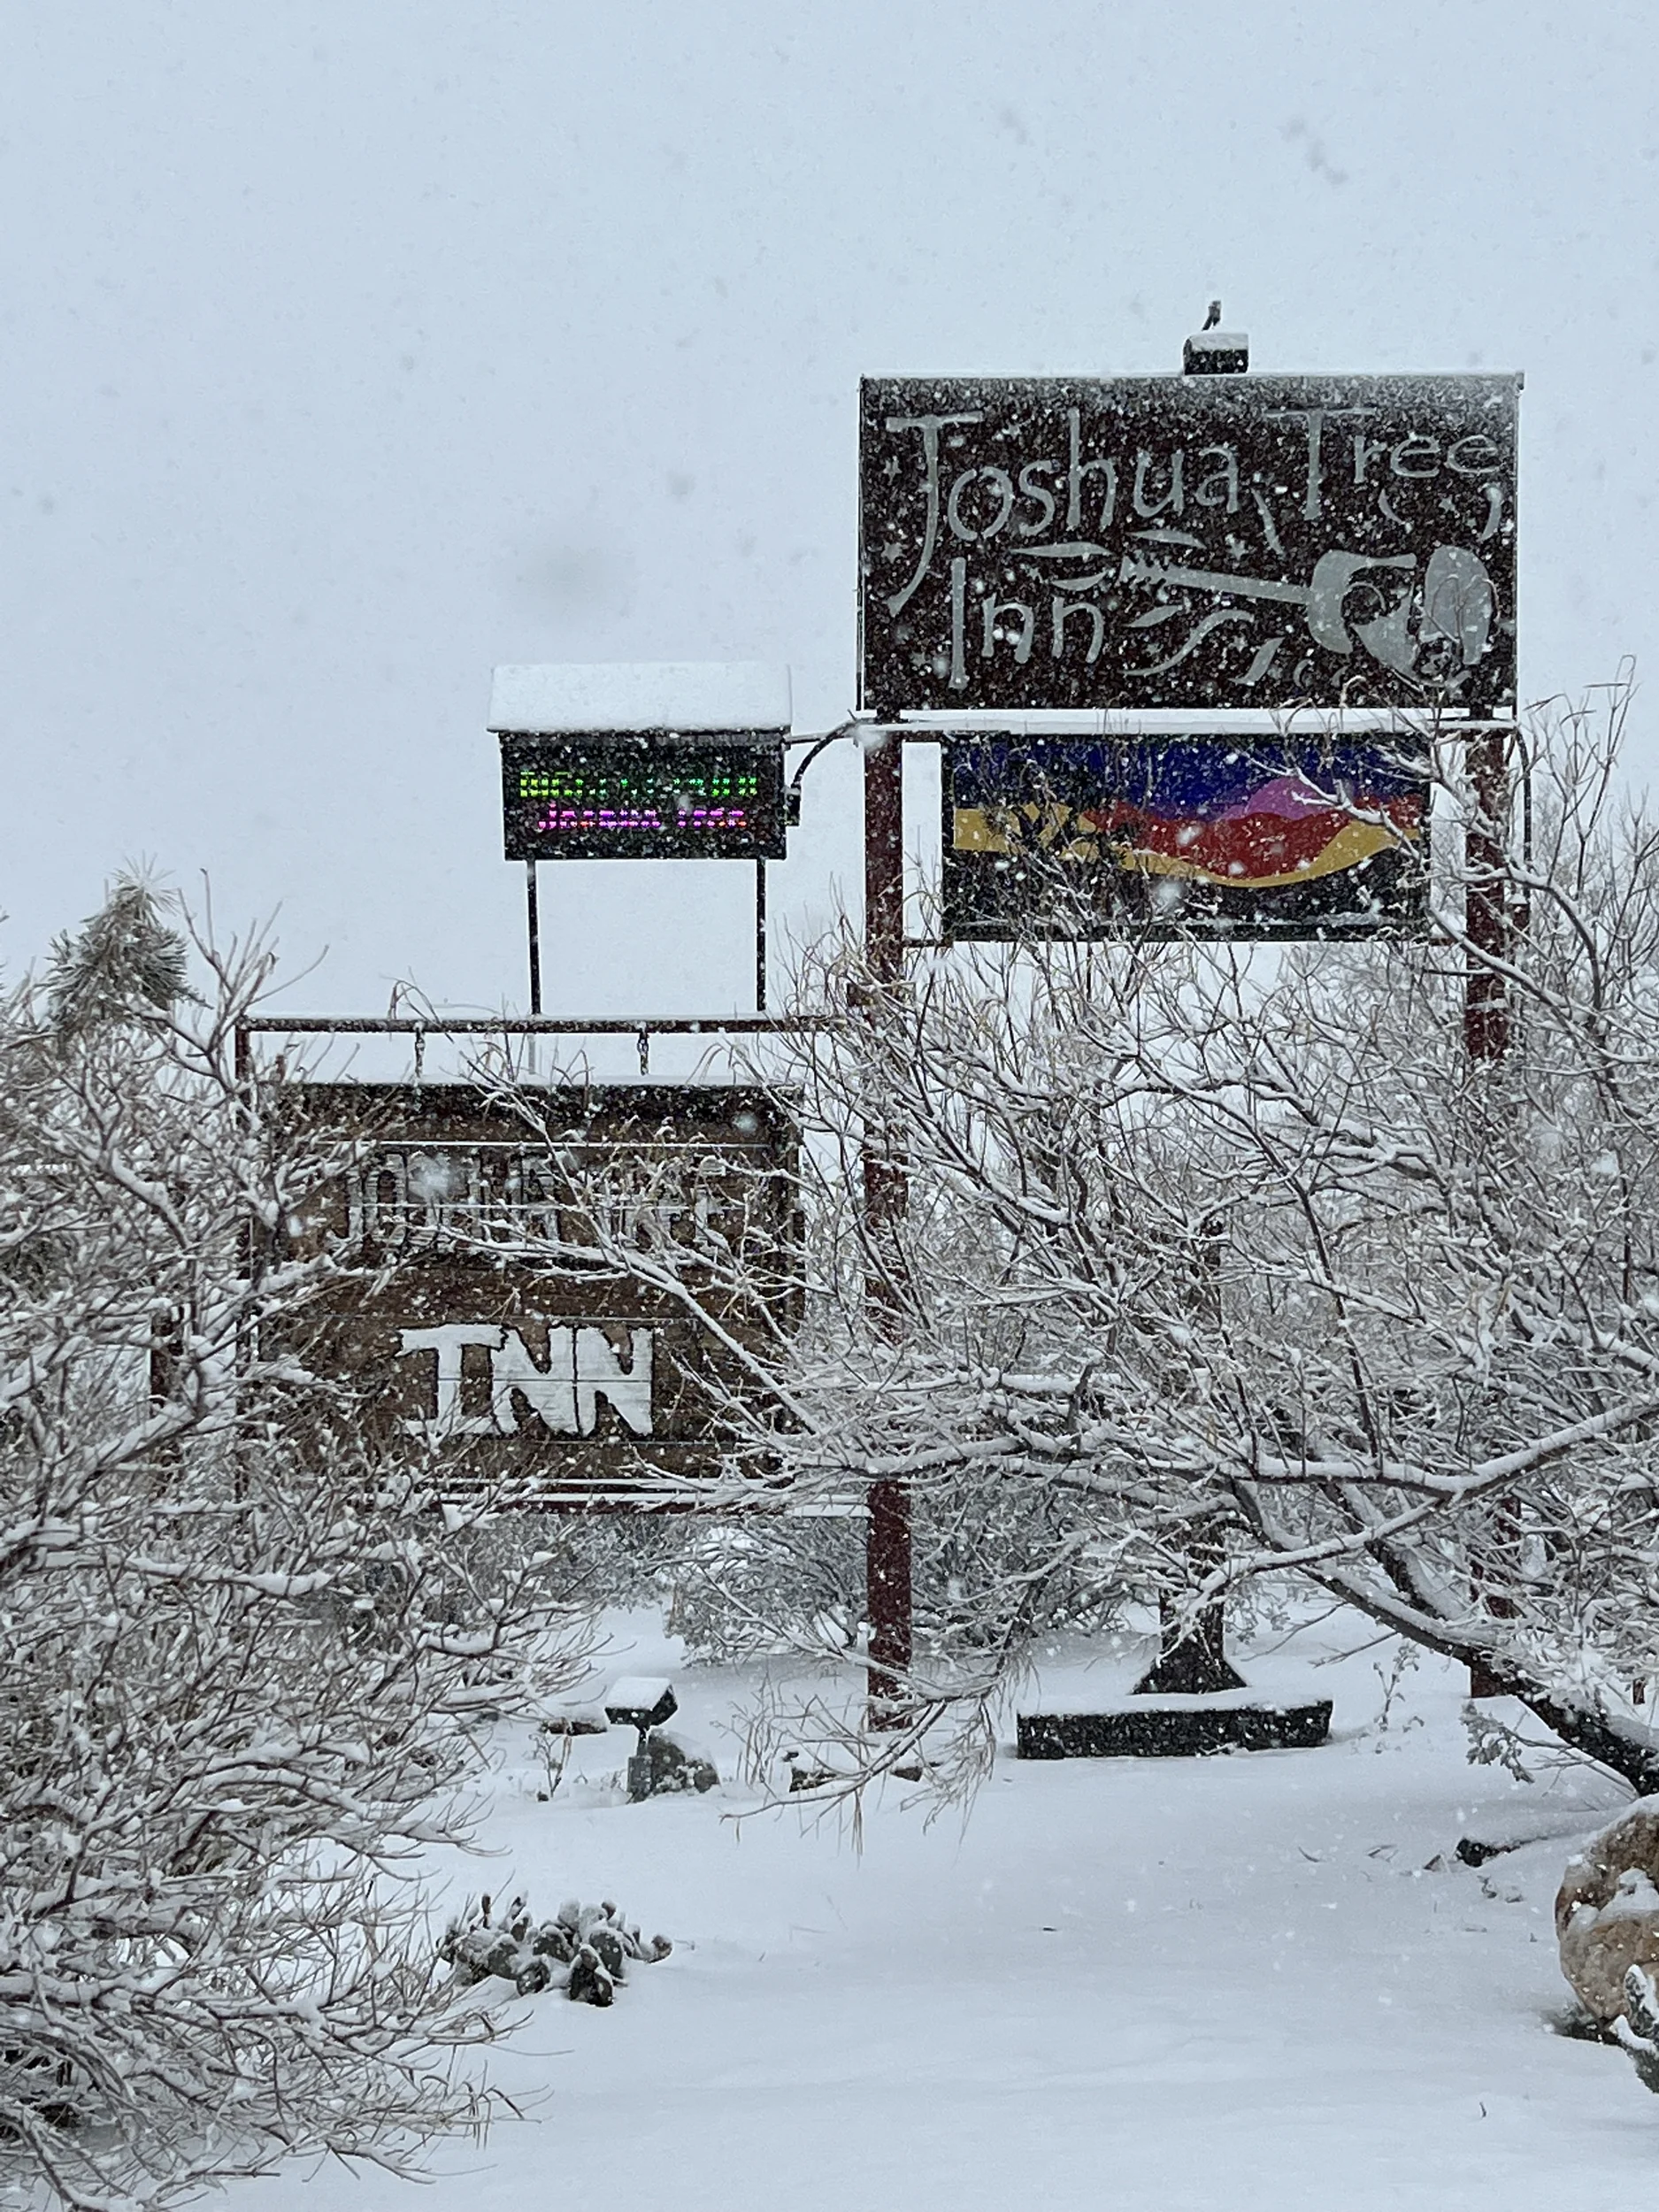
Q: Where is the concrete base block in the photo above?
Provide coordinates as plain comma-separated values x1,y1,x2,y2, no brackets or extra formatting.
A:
1016,1698,1333,1760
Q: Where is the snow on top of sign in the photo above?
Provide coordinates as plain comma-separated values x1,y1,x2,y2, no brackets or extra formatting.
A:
603,1675,675,1711
488,663,792,734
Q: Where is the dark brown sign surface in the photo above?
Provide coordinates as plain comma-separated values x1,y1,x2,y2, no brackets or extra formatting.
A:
859,374,1518,714
279,1085,798,1506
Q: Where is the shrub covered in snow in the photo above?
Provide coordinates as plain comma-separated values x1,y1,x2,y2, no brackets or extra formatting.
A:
0,883,589,2207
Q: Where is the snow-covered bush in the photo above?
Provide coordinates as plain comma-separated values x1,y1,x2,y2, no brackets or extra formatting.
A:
0,884,586,2207
661,1502,1118,1665
557,684,1659,1797
779,683,1659,1786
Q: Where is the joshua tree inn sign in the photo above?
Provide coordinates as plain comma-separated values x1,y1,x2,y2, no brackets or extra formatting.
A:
858,374,1518,715
280,1083,799,1507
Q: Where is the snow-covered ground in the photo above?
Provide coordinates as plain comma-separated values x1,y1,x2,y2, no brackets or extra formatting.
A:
259,1609,1655,2212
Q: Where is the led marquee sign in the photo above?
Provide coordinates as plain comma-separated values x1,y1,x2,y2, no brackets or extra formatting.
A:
499,733,787,861
489,662,792,864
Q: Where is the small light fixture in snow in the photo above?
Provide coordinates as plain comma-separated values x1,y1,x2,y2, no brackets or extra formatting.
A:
1184,305,1248,375
604,1676,680,1800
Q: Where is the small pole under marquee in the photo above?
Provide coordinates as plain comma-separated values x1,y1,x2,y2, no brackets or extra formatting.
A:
526,860,542,1018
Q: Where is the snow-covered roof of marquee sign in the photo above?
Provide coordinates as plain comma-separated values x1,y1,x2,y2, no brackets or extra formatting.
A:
488,662,793,735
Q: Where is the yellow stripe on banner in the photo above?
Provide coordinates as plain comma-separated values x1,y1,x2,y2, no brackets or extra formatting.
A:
952,806,1099,860
952,807,1010,853
1110,818,1418,889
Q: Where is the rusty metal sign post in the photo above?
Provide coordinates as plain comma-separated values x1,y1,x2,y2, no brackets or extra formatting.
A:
861,734,911,1723
1463,724,1521,1698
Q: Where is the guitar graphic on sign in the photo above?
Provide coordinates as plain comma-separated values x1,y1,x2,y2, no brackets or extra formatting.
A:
1116,543,1496,685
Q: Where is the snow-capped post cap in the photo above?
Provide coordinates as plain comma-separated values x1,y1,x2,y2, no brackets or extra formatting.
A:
1183,329,1249,376
488,662,792,736
603,1677,679,1734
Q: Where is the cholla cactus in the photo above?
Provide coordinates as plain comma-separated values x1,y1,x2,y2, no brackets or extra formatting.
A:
441,1893,672,2006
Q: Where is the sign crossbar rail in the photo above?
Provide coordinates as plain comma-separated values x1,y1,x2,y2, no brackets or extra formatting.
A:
234,1015,826,1082
881,717,1517,734
237,1016,824,1035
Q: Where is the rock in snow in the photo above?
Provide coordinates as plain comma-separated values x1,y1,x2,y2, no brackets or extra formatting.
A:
1555,1799,1659,2024
646,1732,719,1794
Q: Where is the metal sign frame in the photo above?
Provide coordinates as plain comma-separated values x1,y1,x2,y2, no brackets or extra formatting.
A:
488,664,796,1017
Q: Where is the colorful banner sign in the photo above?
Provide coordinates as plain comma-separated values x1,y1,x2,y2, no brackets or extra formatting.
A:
942,735,1429,941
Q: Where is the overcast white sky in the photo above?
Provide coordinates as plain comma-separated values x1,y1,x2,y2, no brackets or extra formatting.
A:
4,1,1655,1021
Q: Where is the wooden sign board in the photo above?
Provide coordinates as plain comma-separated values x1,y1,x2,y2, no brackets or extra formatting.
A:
943,733,1429,941
859,373,1518,715
276,1085,799,1507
